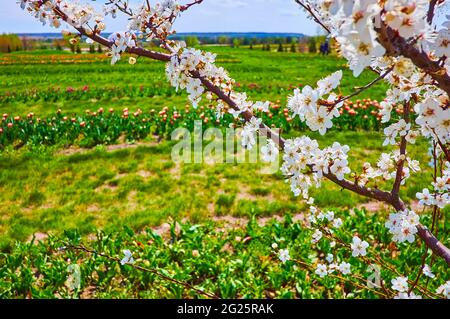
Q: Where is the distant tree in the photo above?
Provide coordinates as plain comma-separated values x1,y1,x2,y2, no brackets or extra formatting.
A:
277,42,284,52
232,38,240,48
218,36,229,45
97,44,103,53
21,37,35,51
185,36,199,47
266,44,271,51
249,43,253,50
89,44,95,53
53,39,64,51
308,37,317,53
0,34,23,53
290,42,297,53
76,44,82,54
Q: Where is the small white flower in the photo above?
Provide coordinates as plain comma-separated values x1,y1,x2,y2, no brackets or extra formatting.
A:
391,276,409,292
338,262,351,275
315,264,328,278
261,140,279,163
436,281,450,299
332,218,343,229
120,249,135,265
326,253,334,263
311,229,323,244
278,249,290,263
416,188,435,206
394,292,422,299
423,264,435,279
350,236,369,257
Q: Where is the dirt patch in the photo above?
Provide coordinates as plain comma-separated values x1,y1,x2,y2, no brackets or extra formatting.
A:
137,170,154,179
56,140,159,156
357,200,422,212
169,162,181,180
86,205,100,213
80,286,97,299
27,232,49,244
357,201,389,212
95,183,118,193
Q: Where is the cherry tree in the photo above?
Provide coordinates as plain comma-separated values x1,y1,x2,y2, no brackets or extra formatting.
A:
18,0,450,298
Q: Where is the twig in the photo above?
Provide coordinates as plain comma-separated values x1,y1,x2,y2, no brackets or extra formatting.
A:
294,0,331,34
391,101,410,199
66,243,220,299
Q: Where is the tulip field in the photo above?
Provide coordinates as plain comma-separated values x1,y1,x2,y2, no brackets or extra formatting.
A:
0,47,448,299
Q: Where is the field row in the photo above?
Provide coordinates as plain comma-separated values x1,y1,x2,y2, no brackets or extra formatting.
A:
0,99,396,150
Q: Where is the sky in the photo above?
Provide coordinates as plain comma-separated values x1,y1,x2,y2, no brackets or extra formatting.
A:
0,0,320,35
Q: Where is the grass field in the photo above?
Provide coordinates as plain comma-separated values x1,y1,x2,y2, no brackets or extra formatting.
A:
1,47,448,299
0,46,388,116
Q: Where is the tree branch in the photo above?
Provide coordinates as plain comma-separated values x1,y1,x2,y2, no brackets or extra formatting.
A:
427,0,439,25
377,22,450,97
294,0,331,34
391,101,410,199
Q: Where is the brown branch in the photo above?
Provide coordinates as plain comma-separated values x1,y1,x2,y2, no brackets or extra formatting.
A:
294,0,331,34
437,138,450,162
427,0,439,24
391,101,410,199
321,67,393,110
180,0,204,12
377,22,450,97
67,244,219,299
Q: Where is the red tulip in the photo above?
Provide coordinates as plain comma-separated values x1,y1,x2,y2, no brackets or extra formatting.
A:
7,123,13,128
80,121,86,127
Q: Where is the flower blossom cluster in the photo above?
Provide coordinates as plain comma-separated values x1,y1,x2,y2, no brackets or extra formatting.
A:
415,95,450,145
385,210,420,243
311,1,449,77
107,32,136,65
350,150,420,190
416,161,450,209
281,137,350,199
106,0,181,42
20,0,104,30
287,71,343,135
166,46,230,107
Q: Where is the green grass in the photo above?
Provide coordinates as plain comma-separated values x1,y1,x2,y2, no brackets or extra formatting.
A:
0,130,434,251
1,215,448,299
